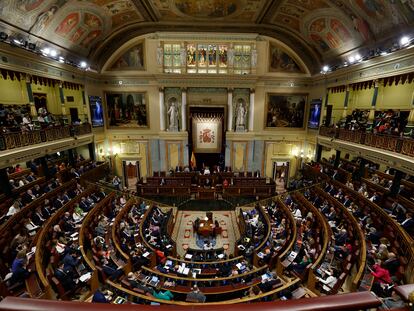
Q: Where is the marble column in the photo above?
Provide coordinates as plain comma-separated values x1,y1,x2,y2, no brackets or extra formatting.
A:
159,88,165,131
181,88,187,132
227,88,233,131
248,89,255,131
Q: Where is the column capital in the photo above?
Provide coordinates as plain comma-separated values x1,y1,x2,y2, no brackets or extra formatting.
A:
159,87,164,93
250,88,255,94
374,79,380,88
181,87,187,93
227,88,234,93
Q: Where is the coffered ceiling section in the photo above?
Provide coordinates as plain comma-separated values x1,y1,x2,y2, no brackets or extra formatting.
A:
0,0,413,71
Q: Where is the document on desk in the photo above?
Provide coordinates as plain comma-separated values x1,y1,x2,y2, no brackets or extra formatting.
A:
79,272,92,282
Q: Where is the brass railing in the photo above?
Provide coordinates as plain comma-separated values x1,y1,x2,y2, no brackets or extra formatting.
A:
319,127,413,156
0,123,92,151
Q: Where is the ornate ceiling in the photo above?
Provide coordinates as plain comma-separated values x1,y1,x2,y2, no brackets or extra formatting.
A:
0,0,413,73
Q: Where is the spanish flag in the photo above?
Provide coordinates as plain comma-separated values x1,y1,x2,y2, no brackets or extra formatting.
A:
190,151,196,168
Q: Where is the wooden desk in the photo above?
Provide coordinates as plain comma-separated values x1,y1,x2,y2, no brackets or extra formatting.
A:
197,219,214,237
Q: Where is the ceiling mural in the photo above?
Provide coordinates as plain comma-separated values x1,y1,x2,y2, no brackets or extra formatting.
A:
109,41,145,70
151,0,265,21
0,0,412,72
269,42,305,73
0,0,142,54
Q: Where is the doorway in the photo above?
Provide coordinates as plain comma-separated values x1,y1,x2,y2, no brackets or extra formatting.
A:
69,108,79,124
272,161,289,193
122,160,140,190
188,106,225,171
33,93,47,114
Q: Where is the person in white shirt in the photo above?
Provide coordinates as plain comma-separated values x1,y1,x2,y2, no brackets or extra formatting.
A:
317,269,338,293
203,167,210,175
292,206,302,221
7,201,21,216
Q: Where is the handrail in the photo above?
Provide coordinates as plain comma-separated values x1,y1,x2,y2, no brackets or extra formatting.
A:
141,264,267,283
0,123,92,151
106,277,301,305
318,126,414,157
166,255,245,265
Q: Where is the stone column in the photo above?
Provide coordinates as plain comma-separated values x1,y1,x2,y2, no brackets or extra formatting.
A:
181,88,187,132
227,88,233,131
159,88,165,131
248,88,255,131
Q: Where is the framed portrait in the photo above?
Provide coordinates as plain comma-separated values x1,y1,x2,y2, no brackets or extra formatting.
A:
88,95,104,128
265,94,307,129
104,92,148,129
308,99,322,129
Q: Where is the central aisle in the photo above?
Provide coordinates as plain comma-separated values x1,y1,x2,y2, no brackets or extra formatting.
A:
172,210,241,257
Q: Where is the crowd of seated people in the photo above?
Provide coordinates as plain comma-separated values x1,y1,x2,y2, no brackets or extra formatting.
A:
47,187,107,297
142,206,173,256
237,206,267,260
3,182,86,292
118,201,152,270
340,109,369,131
0,104,63,133
337,109,409,137
5,177,62,219
308,163,409,297
258,200,290,267
282,195,318,278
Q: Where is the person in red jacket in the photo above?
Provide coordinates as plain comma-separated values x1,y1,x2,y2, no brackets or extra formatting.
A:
371,263,392,297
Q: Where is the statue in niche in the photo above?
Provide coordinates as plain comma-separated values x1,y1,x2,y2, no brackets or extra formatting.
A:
167,97,179,131
235,98,247,132
156,45,163,65
227,48,234,66
251,49,257,67
180,47,187,66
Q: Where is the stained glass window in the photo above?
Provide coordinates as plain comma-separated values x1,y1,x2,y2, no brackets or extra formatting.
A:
163,43,181,73
164,42,250,74
233,44,251,74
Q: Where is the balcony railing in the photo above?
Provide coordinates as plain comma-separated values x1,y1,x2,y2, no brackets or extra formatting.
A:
0,123,92,151
319,126,414,157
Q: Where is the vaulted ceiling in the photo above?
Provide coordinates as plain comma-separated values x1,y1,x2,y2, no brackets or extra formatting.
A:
0,0,413,73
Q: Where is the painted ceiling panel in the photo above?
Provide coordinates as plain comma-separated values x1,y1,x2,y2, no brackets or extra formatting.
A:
0,0,412,72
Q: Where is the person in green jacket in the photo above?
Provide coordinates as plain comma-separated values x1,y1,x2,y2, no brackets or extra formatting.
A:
152,285,174,301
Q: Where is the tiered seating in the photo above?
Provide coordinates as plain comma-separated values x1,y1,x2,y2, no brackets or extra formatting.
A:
305,163,414,291
34,185,106,300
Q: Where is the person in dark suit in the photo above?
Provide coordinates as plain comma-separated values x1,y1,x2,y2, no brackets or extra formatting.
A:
186,285,206,302
400,212,414,233
63,249,79,275
54,262,76,292
101,258,123,279
32,207,45,226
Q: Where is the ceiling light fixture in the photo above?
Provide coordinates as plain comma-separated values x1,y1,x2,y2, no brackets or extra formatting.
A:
348,56,355,63
50,50,57,57
400,36,410,46
80,61,87,68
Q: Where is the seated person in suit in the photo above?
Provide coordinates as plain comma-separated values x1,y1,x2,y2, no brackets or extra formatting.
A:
54,262,77,292
92,289,112,303
186,285,206,302
10,251,30,284
101,258,123,280
32,206,45,226
316,268,338,293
